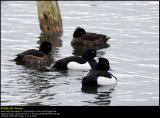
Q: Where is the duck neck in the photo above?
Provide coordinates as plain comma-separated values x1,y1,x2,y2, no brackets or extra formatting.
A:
87,59,97,69
42,51,50,55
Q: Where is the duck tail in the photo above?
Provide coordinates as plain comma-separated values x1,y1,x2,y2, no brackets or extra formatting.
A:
111,73,118,81
12,56,22,62
9,56,18,62
9,58,16,62
106,36,111,41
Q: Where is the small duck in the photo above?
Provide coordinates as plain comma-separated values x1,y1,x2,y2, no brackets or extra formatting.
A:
52,49,97,70
13,41,53,66
82,58,117,86
71,27,110,47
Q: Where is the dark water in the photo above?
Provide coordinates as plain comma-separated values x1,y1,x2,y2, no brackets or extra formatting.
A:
1,1,159,106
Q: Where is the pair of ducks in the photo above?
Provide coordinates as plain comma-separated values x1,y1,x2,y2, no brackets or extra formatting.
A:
14,27,117,86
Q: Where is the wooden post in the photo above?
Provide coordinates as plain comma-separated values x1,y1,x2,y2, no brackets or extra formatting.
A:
36,1,63,35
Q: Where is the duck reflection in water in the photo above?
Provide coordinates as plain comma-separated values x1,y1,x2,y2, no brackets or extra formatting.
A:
81,85,116,105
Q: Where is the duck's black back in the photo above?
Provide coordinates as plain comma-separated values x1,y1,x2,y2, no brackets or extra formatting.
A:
82,70,112,86
52,56,87,69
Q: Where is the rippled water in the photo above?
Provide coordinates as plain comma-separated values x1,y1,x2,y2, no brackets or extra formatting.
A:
1,1,159,106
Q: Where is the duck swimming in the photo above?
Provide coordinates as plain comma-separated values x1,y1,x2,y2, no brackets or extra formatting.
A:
52,49,97,70
71,27,110,47
82,57,117,86
13,41,53,66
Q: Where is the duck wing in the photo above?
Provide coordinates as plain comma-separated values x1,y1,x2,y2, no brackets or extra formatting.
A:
16,49,46,57
14,49,46,62
97,71,112,78
81,32,110,41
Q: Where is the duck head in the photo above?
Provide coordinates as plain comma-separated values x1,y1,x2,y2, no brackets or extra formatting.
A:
39,41,52,54
96,58,110,71
73,27,86,38
82,49,96,61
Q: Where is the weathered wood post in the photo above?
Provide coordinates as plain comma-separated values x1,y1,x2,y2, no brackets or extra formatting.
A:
36,1,63,35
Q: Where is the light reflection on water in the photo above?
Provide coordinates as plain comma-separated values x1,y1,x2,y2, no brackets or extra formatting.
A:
1,1,159,106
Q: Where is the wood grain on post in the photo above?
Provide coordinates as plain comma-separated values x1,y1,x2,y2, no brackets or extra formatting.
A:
36,1,63,35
